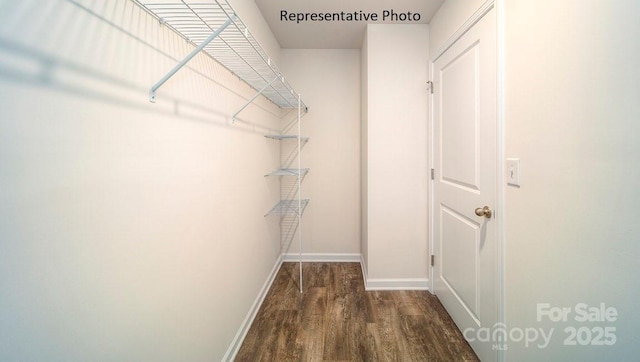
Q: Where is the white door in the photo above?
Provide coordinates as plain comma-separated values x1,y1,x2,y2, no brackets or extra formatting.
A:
432,7,498,361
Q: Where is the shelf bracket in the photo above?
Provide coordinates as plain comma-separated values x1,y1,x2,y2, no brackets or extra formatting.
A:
232,76,281,122
149,15,235,103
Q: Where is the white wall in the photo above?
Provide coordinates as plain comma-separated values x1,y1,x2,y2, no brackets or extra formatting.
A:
0,0,285,360
504,1,640,360
430,0,640,360
361,24,430,283
279,49,361,256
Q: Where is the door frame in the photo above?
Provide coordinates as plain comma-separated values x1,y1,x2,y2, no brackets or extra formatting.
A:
428,0,505,360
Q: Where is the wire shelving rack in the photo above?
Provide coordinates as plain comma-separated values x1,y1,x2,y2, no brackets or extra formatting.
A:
133,0,309,293
134,0,307,113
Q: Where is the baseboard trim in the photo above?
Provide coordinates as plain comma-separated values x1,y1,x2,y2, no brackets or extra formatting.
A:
282,253,361,262
359,254,429,291
359,254,368,283
364,278,430,291
222,254,283,361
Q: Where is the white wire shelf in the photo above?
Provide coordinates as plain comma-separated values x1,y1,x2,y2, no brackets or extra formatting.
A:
265,199,310,217
135,0,307,110
265,134,310,142
265,168,309,177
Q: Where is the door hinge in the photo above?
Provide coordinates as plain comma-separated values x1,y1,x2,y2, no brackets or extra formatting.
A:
427,81,434,94
431,168,435,180
431,255,435,267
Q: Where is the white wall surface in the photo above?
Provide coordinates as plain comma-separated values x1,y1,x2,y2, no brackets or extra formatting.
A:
279,49,361,256
0,0,285,360
361,24,429,281
504,1,640,360
430,0,640,360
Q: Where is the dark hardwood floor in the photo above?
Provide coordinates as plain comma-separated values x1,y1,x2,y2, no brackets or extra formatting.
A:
236,262,479,361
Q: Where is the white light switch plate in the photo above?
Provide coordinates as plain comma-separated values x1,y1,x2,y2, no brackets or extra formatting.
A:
506,158,520,187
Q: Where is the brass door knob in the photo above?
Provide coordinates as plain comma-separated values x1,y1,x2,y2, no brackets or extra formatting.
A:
475,206,492,218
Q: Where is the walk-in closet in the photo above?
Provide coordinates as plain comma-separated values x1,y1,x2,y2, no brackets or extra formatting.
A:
1,0,639,361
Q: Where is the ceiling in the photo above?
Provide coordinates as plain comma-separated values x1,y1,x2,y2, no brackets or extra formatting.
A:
254,0,444,49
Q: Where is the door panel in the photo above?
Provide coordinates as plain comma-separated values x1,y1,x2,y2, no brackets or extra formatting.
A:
441,42,480,191
441,205,480,323
433,6,497,361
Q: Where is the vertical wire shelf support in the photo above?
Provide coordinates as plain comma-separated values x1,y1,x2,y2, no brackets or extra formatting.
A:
297,94,303,293
263,95,308,293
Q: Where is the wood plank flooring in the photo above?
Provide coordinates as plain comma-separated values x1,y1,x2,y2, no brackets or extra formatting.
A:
236,262,479,361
